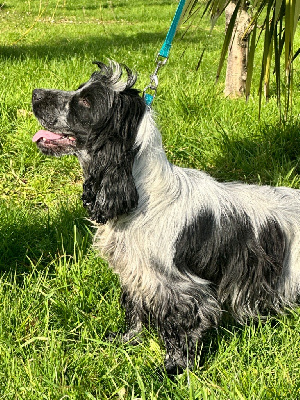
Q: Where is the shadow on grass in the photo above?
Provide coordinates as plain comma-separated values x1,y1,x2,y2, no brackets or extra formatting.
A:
0,32,175,60
0,199,93,273
207,121,300,185
0,27,224,62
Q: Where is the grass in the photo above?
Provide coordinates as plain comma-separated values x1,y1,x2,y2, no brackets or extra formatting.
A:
0,0,300,398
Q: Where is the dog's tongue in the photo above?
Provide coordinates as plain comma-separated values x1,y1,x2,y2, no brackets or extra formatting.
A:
32,130,62,142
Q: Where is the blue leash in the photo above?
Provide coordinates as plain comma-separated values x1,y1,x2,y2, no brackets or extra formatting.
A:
159,0,187,58
143,0,187,107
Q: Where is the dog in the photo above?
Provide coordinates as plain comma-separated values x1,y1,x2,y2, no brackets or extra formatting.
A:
32,60,300,374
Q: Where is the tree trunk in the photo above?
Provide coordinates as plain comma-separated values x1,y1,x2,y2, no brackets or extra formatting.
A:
224,1,250,98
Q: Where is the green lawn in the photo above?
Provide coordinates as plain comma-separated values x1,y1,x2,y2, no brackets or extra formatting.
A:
0,0,300,398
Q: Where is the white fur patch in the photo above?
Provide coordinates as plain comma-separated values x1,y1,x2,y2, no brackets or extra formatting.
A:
94,110,300,314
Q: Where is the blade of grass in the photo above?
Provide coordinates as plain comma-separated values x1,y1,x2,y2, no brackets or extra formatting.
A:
274,22,281,115
245,22,257,100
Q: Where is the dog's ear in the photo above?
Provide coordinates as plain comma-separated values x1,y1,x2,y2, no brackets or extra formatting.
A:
82,142,139,223
81,63,146,223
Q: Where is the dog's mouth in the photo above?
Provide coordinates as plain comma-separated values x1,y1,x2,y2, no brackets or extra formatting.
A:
32,130,76,145
32,130,78,156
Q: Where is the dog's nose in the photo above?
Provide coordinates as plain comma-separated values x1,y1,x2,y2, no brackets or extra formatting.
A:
32,89,45,103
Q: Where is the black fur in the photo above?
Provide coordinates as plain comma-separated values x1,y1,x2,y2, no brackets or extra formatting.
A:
81,83,145,222
174,210,286,320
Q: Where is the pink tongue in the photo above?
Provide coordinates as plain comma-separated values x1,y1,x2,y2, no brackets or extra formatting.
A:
32,130,62,142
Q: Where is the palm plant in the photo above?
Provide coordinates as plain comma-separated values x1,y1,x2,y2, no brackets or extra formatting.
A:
181,0,300,118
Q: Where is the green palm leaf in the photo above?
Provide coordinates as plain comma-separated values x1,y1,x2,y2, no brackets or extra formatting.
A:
181,0,300,117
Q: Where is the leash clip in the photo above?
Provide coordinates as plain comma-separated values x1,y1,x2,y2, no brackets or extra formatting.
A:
143,0,186,107
154,54,168,72
143,55,168,107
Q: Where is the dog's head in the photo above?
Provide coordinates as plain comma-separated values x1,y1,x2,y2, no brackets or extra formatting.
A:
32,61,146,223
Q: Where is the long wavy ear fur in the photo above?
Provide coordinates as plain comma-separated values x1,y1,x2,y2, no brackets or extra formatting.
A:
82,63,146,223
82,143,139,223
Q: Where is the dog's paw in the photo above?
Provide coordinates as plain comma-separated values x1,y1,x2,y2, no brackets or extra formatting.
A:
105,330,142,346
123,332,143,345
163,351,189,377
105,331,119,343
164,359,184,377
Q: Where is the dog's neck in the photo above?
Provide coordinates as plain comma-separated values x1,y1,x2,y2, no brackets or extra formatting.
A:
132,110,174,197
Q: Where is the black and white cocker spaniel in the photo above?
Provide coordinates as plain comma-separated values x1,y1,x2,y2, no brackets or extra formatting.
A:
32,61,300,374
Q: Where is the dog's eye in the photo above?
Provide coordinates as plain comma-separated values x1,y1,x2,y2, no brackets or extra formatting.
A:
79,97,90,108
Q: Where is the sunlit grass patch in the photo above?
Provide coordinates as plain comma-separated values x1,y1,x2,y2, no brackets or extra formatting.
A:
0,0,299,398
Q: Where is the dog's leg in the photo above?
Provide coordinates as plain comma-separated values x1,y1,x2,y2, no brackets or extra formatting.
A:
105,290,143,345
162,324,214,375
119,290,143,344
155,280,221,375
